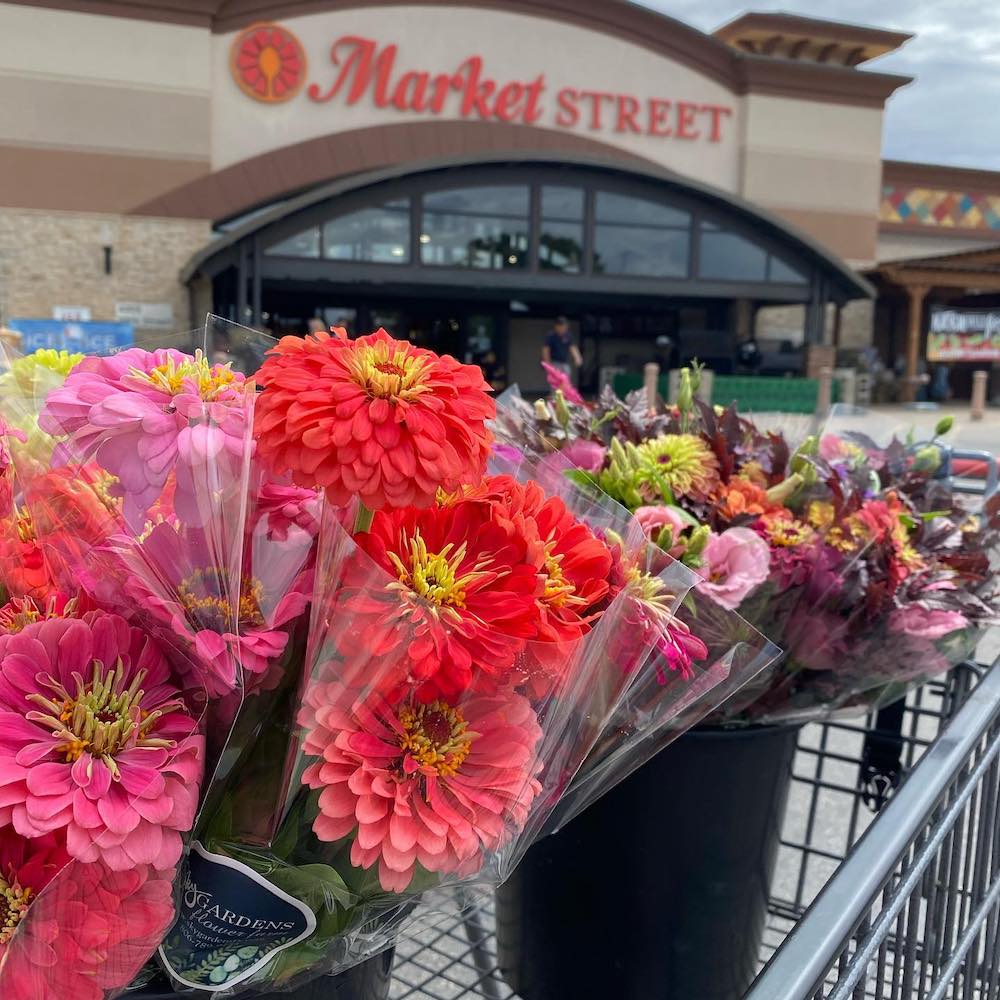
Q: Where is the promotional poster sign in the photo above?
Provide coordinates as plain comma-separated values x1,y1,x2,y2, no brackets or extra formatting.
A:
927,309,1000,362
8,318,133,355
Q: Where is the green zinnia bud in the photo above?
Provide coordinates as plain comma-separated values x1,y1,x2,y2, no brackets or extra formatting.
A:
655,524,675,552
678,369,693,414
935,415,954,437
766,472,804,506
686,524,711,558
553,390,572,428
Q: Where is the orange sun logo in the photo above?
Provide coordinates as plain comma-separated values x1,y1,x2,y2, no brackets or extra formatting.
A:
231,23,306,104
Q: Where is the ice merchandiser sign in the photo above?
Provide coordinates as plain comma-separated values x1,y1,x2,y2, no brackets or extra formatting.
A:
927,309,1000,362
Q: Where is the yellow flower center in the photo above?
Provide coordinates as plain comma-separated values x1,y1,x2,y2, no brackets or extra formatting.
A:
14,507,35,544
806,501,835,532
130,350,238,401
178,568,264,632
387,531,491,611
25,661,179,775
398,701,474,778
0,876,33,945
541,544,584,609
765,516,815,547
351,343,431,402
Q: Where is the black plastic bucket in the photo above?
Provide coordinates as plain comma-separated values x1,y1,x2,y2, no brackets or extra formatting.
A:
134,948,394,1000
496,725,799,1000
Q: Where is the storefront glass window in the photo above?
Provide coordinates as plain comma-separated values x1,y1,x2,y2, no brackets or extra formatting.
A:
421,185,530,270
698,226,768,281
593,226,689,278
595,191,690,228
264,227,320,258
322,199,410,263
542,186,585,221
540,220,584,274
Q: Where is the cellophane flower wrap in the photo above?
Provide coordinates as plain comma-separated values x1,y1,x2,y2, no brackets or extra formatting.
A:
494,368,999,727
0,324,777,997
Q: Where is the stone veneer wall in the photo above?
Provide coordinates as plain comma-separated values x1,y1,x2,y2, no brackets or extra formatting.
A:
0,210,211,334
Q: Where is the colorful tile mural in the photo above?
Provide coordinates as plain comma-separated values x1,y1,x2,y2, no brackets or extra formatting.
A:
881,185,1000,230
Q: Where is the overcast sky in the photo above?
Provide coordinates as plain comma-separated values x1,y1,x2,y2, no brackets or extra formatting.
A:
640,0,1000,169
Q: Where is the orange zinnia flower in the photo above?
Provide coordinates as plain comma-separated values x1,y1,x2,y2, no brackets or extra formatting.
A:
254,328,496,510
715,477,786,521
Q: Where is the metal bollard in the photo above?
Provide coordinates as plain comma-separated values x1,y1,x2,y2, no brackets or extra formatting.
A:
971,370,988,421
816,366,834,414
644,362,660,411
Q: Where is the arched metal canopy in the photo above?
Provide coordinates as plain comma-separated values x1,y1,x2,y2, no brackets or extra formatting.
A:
181,152,873,308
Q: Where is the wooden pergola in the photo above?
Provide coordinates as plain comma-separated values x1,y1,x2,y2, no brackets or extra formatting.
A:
869,244,1000,400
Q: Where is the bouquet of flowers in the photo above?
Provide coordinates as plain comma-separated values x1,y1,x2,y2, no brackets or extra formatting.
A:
496,365,1000,725
0,326,776,997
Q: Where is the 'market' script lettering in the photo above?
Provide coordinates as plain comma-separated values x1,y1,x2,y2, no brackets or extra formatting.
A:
307,35,730,142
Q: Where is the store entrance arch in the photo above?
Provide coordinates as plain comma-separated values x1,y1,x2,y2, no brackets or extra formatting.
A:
183,157,871,395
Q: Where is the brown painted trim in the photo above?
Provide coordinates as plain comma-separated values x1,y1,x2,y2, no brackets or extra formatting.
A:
878,221,1000,243
715,12,912,52
0,0,912,109
882,159,1000,193
130,120,658,222
0,145,210,213
0,0,214,26
762,205,877,262
738,56,912,108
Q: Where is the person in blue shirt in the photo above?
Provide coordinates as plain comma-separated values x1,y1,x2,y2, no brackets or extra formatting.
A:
541,316,582,378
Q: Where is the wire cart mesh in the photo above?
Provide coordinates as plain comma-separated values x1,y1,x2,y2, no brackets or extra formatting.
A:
387,661,994,1000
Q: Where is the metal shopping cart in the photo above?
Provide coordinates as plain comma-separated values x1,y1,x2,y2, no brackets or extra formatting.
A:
387,662,994,1000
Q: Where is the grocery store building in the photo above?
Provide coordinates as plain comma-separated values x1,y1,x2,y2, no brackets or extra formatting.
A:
2,0,1000,397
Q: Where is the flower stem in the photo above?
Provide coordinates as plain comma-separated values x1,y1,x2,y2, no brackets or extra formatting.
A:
354,502,374,534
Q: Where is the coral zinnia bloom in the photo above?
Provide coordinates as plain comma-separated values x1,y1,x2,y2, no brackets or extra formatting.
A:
254,328,495,509
341,497,542,701
39,348,250,528
0,611,203,871
0,859,175,1000
0,510,55,602
301,681,542,893
714,477,787,522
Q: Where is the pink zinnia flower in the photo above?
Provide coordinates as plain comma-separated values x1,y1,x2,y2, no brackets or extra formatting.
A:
634,505,688,557
541,361,584,405
0,829,69,964
697,527,771,610
300,682,543,893
889,605,969,640
121,521,311,696
253,479,321,544
39,348,251,528
0,611,202,871
0,859,175,1000
562,439,606,473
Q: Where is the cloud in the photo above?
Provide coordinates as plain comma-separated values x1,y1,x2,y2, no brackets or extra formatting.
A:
638,0,1000,168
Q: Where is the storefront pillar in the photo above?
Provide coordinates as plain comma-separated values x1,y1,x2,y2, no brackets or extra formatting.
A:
902,284,928,403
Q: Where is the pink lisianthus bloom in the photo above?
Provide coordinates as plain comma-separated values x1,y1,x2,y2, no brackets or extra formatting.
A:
888,604,969,640
634,506,688,558
562,439,606,474
39,348,251,528
541,362,584,405
0,611,203,871
0,859,175,1000
121,521,311,696
300,682,543,893
697,527,771,611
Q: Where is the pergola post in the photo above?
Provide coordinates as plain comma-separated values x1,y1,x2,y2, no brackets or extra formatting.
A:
902,283,929,403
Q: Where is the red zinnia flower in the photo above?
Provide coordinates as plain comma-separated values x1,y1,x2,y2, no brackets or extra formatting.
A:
254,328,495,510
332,497,542,701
